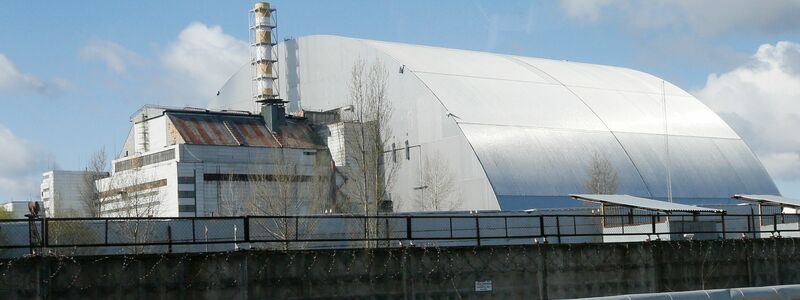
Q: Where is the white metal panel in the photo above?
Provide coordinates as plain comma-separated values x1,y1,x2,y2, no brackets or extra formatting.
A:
460,124,651,201
510,56,690,97
147,116,168,150
614,133,779,199
414,73,608,131
365,40,555,84
569,87,739,138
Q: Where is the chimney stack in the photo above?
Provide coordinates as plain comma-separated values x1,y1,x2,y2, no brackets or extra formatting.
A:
250,2,285,131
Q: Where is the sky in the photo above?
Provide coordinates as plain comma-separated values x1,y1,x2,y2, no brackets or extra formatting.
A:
1,0,800,201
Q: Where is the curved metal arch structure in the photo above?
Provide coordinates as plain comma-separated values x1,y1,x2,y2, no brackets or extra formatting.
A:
219,35,779,211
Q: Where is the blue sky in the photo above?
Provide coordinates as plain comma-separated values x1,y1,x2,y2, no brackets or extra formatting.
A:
1,0,800,201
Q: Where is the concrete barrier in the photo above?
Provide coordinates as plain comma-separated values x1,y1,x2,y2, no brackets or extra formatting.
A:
1,238,799,299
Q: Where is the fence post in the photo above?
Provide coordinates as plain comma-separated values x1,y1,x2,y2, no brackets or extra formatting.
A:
295,217,299,241
475,216,481,246
555,216,561,244
406,216,412,240
651,215,656,236
504,217,509,238
243,216,250,243
42,218,47,251
572,216,577,236
167,225,172,254
27,218,33,255
774,214,779,236
191,219,196,243
721,214,726,239
449,217,453,239
105,219,109,245
539,216,545,239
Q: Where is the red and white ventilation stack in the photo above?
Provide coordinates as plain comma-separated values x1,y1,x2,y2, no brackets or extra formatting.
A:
250,2,280,103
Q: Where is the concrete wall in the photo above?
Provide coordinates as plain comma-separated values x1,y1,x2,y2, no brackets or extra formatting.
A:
2,239,800,299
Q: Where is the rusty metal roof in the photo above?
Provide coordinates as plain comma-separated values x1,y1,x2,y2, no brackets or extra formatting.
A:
167,111,322,149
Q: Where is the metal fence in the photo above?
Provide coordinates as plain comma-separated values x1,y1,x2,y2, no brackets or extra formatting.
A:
1,213,800,256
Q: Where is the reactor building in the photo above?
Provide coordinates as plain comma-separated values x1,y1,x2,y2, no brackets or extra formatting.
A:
217,33,779,211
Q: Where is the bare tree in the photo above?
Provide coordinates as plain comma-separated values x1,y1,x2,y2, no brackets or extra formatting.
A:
415,152,461,211
46,208,100,255
584,152,619,195
244,149,333,249
99,173,163,253
342,58,398,244
80,147,109,217
217,173,249,217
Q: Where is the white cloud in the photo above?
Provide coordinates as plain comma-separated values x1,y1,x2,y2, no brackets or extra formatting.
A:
559,0,800,36
761,152,800,180
0,124,46,201
160,22,249,107
79,40,143,73
694,41,800,180
0,53,66,96
559,0,613,22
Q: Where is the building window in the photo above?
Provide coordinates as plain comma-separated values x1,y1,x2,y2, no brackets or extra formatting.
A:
114,148,176,172
178,191,195,198
204,173,313,182
178,176,195,184
179,205,196,213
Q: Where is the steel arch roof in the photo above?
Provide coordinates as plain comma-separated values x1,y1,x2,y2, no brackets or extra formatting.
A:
354,36,779,205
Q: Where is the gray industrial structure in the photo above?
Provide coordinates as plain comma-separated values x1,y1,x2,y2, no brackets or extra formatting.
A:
217,35,780,211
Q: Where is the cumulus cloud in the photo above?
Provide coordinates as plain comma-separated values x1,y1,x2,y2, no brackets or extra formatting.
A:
0,53,66,96
0,124,47,201
160,22,249,107
79,40,143,73
559,0,613,22
559,0,800,36
694,41,800,180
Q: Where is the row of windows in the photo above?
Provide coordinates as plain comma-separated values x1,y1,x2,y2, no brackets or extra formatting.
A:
178,176,195,184
178,191,196,198
101,201,161,216
114,149,176,172
203,173,314,182
179,205,196,212
98,179,168,199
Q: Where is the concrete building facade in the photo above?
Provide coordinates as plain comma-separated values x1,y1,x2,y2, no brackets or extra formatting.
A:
94,106,338,218
40,170,105,217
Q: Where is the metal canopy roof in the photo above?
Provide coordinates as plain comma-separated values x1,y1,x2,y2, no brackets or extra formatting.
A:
570,194,725,213
733,194,800,208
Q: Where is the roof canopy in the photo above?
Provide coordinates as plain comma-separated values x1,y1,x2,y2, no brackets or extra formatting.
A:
733,194,800,208
570,194,725,213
